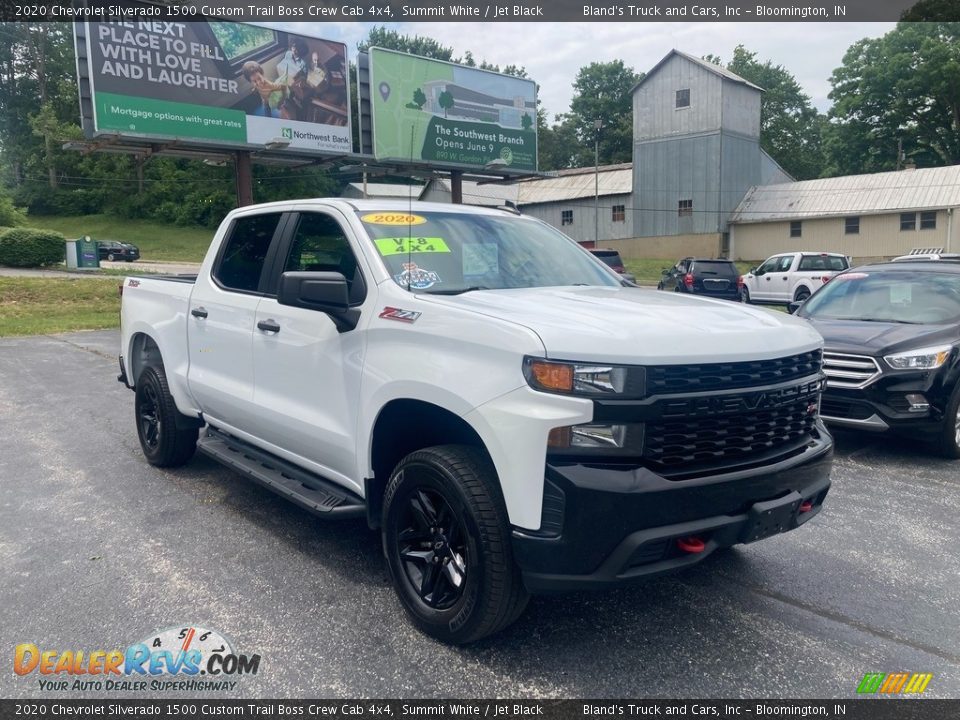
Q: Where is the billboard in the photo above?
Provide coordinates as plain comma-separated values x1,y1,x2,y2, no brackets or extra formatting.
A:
367,47,537,172
79,17,351,154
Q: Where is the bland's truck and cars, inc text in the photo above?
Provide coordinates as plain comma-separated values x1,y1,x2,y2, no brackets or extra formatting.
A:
119,200,833,643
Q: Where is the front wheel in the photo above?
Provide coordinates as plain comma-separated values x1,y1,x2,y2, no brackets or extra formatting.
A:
740,287,751,304
135,366,198,467
382,445,529,644
106,252,116,262
934,384,960,459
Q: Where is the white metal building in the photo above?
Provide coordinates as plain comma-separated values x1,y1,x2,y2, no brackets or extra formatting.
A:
730,165,960,262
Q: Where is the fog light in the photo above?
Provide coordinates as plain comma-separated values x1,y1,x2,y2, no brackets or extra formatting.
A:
905,393,930,413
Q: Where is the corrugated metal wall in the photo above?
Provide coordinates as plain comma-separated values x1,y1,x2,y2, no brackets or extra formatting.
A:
634,55,723,139
522,194,633,243
732,210,956,261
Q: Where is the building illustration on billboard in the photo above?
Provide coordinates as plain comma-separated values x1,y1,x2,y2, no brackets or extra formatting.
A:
368,47,537,171
78,16,351,154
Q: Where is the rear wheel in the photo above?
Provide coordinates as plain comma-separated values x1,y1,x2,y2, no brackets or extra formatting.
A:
382,445,529,644
934,384,960,459
794,287,811,303
135,366,198,467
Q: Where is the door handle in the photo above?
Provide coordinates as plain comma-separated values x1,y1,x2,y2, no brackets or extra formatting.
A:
191,307,208,319
257,319,281,333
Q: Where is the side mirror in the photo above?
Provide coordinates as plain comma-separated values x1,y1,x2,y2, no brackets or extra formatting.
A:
661,268,670,275
787,300,804,315
277,271,359,332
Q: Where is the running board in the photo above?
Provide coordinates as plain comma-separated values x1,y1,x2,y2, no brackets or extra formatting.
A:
197,428,365,520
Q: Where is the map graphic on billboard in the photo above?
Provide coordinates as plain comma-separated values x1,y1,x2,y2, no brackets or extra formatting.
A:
368,47,537,172
80,18,351,154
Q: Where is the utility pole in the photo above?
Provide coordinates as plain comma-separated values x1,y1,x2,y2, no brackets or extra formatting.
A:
594,119,602,245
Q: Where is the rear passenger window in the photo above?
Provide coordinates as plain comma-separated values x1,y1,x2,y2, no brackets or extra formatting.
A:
215,213,282,293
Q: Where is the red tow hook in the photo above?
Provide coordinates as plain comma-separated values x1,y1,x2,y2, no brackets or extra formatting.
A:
799,500,814,514
676,536,706,554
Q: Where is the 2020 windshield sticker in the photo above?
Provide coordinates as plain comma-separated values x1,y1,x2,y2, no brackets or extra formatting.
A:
394,262,442,291
360,212,427,226
375,237,451,256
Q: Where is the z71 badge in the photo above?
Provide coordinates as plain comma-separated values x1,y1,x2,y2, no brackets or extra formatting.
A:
379,307,421,323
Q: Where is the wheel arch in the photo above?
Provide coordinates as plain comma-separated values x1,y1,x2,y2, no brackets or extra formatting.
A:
128,332,164,388
364,399,491,529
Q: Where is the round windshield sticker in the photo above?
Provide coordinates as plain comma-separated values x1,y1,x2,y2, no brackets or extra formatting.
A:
394,262,441,290
361,213,427,226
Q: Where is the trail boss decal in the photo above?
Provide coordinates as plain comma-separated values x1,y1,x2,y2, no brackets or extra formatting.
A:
379,307,422,323
394,262,442,291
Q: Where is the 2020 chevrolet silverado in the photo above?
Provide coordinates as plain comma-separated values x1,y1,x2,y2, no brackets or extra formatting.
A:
120,200,833,643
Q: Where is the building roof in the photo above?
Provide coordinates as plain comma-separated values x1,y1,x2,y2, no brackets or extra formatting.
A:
633,49,764,95
344,182,423,199
730,165,960,224
516,164,632,204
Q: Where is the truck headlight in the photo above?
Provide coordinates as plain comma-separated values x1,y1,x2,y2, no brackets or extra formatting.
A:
523,357,644,398
883,345,952,370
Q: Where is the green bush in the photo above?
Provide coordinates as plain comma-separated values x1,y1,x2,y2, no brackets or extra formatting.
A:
0,228,66,267
0,194,27,227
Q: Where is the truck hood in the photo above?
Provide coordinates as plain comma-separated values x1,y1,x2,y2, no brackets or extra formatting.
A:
423,286,823,364
804,318,959,357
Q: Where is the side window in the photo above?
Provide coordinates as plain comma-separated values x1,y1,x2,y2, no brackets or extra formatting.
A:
756,257,779,274
284,213,365,304
214,213,282,293
777,256,794,272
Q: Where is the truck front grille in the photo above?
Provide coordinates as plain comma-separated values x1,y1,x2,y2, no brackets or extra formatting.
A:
645,350,822,394
644,396,818,477
822,352,880,389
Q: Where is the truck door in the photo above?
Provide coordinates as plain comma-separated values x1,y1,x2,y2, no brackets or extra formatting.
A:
250,210,369,494
754,255,792,301
187,212,287,431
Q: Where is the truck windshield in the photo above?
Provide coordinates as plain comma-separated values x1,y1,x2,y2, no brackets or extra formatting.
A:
356,210,621,294
801,271,960,325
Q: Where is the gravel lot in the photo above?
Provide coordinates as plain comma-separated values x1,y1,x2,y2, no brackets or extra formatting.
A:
1,329,958,699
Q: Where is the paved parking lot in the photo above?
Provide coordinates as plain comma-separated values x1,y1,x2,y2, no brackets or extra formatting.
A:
1,329,958,699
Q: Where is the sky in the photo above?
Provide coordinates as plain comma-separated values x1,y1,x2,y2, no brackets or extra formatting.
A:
276,21,896,118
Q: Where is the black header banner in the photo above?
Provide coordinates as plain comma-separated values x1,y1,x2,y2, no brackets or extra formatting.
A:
0,699,956,720
3,0,954,23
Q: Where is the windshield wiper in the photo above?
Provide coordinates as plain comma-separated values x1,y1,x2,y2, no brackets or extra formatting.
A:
829,316,921,324
422,286,491,295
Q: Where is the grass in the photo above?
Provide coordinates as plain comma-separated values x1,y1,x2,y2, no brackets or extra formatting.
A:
0,278,121,337
24,214,212,263
624,258,755,285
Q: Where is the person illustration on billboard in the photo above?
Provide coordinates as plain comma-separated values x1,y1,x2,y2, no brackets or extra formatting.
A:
277,38,309,84
242,61,287,118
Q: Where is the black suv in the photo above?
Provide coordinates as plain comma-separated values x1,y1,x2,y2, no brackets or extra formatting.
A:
658,257,740,300
795,261,960,456
98,241,140,262
590,248,636,284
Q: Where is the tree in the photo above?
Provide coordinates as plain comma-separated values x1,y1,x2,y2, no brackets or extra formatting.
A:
438,90,454,117
826,22,960,175
358,27,457,61
521,113,533,131
566,60,641,166
537,113,580,170
723,45,825,180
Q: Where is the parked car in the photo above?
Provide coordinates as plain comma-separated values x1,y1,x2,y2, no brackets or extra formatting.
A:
740,252,848,305
795,261,960,457
658,257,740,300
589,248,636,284
119,200,832,643
98,241,140,262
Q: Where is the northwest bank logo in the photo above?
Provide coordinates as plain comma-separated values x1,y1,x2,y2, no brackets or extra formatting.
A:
281,127,293,140
856,672,933,695
14,626,260,692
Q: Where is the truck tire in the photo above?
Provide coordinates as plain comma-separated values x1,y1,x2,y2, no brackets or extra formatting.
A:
740,287,751,304
135,366,198,467
934,384,960,459
794,287,811,303
382,445,529,644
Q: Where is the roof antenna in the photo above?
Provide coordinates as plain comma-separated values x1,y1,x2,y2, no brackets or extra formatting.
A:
406,123,415,291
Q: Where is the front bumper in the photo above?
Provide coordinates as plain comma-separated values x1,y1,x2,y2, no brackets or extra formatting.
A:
512,430,832,593
820,367,954,437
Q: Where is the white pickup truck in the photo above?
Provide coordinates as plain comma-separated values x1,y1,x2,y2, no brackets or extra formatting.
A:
739,252,850,306
119,200,833,643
